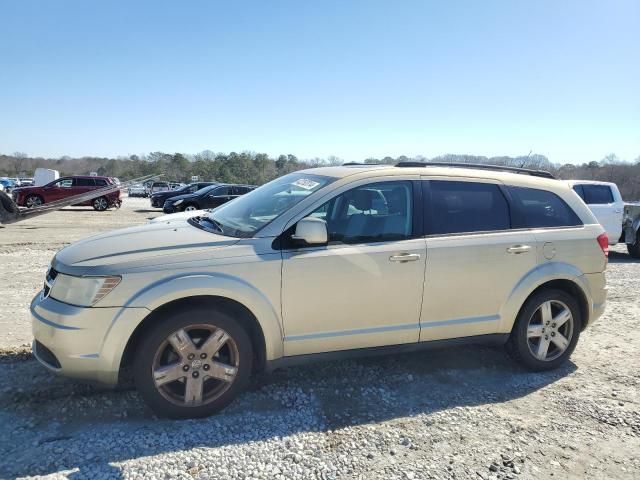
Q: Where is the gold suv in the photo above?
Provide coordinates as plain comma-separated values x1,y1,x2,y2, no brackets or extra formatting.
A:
31,163,608,418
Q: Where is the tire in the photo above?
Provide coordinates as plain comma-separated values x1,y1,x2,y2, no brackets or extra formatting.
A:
133,307,253,419
0,190,19,214
627,231,640,259
92,196,109,211
25,194,43,208
183,203,198,212
506,289,582,371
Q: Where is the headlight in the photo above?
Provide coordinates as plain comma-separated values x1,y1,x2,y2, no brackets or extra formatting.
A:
49,274,121,307
174,199,184,206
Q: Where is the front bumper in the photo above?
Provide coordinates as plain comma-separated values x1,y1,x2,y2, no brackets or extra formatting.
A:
150,197,164,208
31,291,149,387
163,203,179,214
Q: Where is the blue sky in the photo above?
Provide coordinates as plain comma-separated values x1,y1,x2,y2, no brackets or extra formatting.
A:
0,0,638,164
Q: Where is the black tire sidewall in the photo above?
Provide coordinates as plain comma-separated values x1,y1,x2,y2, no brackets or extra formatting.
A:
511,289,582,371
133,308,253,419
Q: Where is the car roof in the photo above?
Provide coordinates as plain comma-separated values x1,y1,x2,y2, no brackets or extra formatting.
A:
565,179,617,187
300,164,563,189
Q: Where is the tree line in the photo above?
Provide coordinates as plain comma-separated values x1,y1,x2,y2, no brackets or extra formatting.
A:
1,150,639,200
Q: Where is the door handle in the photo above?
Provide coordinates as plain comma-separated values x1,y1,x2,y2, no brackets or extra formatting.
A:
389,253,421,262
506,245,532,254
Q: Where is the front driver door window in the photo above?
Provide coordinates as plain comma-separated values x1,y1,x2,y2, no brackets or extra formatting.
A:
281,180,426,356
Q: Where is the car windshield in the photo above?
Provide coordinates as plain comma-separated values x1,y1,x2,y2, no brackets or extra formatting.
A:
195,184,219,195
202,173,334,237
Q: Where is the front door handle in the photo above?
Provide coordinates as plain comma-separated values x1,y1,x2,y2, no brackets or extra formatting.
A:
506,245,532,254
389,253,421,262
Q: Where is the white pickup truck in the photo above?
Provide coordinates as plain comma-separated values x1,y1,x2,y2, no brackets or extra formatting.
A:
567,180,640,258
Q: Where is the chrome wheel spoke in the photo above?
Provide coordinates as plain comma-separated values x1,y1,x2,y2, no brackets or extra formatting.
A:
527,325,543,338
551,333,569,351
536,336,551,360
540,301,553,324
553,308,571,328
207,361,238,382
167,329,196,357
201,329,229,357
184,376,204,405
154,363,185,386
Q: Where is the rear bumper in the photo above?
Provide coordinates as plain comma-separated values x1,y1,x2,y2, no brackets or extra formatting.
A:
31,291,149,387
581,272,607,327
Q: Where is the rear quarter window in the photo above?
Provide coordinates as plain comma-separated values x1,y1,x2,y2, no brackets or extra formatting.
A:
582,185,614,204
509,187,582,228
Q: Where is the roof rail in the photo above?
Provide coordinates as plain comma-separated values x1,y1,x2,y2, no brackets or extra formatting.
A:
395,161,556,179
342,162,385,166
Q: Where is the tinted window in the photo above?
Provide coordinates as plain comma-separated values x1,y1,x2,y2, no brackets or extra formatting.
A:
94,179,108,187
233,186,252,195
308,181,413,244
427,181,510,234
210,186,230,196
572,185,585,200
74,178,95,187
510,187,582,228
582,185,614,204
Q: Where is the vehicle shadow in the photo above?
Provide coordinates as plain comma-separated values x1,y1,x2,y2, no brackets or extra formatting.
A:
609,250,638,263
0,344,576,479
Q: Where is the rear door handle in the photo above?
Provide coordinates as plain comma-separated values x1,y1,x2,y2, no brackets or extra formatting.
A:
506,245,532,254
389,253,421,262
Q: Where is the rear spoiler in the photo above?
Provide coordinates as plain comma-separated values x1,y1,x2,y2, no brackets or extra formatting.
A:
0,174,161,225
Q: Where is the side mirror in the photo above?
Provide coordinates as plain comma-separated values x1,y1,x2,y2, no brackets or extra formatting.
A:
291,217,328,246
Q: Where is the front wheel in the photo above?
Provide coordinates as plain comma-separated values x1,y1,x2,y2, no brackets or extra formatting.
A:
183,203,198,212
506,289,581,371
25,194,43,208
133,308,253,418
92,196,109,211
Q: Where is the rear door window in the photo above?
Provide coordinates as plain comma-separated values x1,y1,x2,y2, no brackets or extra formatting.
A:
426,181,510,235
74,178,95,187
94,179,108,187
509,187,582,228
582,185,614,204
572,185,585,200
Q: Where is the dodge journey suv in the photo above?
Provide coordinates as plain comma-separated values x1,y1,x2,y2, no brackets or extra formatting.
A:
31,163,607,418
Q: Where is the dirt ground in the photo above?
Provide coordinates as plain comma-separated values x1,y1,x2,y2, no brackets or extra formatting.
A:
0,198,638,479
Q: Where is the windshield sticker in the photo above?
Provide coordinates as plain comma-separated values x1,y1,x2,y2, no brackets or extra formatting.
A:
292,179,320,190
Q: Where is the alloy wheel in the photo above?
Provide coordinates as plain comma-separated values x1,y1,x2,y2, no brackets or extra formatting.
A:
185,205,197,211
526,300,574,361
152,325,239,407
26,196,42,208
94,197,108,210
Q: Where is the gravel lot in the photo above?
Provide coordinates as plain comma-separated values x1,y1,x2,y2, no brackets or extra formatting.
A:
0,198,638,479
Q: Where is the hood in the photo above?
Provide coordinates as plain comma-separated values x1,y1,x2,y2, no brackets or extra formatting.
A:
54,220,239,272
149,209,206,224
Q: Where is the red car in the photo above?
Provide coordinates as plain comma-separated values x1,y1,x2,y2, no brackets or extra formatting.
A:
12,176,121,211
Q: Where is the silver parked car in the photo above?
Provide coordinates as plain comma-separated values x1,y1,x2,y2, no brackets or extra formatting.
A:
31,163,608,418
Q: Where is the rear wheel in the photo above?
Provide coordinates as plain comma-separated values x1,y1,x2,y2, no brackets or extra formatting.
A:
92,196,109,211
507,289,581,371
627,231,640,259
133,308,252,418
183,204,198,212
25,194,43,208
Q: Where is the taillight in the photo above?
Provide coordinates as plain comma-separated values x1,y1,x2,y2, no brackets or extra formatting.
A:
597,233,609,257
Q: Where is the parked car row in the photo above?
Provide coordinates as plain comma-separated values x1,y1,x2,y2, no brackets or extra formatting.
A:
150,182,217,207
161,184,256,213
12,176,122,211
0,177,33,192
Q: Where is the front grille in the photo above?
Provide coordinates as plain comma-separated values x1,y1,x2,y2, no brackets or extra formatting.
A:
34,341,61,369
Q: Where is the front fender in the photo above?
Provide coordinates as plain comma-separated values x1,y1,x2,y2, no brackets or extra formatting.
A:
105,273,284,368
498,262,591,333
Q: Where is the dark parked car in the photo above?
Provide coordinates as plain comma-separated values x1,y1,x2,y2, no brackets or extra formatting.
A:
163,184,255,213
150,182,217,208
12,176,121,211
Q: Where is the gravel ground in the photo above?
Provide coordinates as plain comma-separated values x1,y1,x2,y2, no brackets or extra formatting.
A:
0,198,639,479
